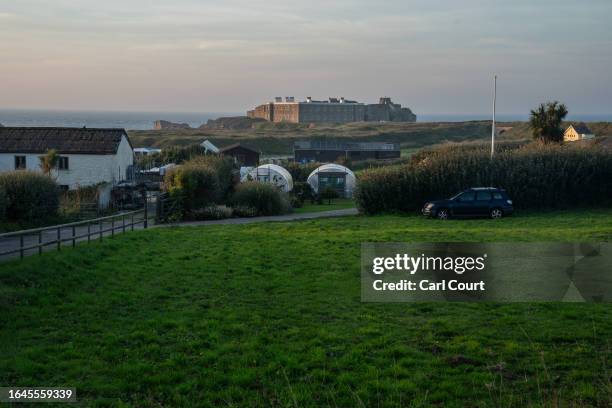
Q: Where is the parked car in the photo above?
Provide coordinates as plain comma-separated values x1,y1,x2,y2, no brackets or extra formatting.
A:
422,188,514,219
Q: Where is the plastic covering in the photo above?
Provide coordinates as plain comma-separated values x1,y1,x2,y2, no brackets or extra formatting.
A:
307,163,356,197
241,164,294,192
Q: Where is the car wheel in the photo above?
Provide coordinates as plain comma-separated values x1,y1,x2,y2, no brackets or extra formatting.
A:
490,208,503,219
436,209,449,220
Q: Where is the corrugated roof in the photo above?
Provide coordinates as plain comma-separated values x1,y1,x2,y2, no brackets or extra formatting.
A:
0,127,131,155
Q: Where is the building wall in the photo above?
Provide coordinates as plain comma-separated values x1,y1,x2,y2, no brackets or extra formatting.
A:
0,135,134,189
272,103,300,123
299,103,365,123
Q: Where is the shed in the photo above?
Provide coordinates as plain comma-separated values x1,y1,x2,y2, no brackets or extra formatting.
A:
219,143,260,167
307,163,356,198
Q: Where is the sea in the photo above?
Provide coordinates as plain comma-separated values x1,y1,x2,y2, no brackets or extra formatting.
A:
0,109,610,130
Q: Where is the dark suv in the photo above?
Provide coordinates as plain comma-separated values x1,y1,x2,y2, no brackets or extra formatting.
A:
422,188,514,219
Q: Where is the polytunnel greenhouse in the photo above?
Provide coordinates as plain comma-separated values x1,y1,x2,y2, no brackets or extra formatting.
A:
306,163,356,198
241,164,294,192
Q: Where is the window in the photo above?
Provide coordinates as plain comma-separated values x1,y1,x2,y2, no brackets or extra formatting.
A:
14,156,26,170
476,191,492,201
492,192,503,200
59,185,69,192
457,192,475,202
58,156,69,170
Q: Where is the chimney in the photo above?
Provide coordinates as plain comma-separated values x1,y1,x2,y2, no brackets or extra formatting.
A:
340,97,345,103
275,96,282,103
306,96,312,103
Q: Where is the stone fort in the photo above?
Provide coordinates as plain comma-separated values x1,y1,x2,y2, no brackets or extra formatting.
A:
247,97,416,124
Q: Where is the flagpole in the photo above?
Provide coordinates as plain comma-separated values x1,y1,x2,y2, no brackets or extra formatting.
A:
491,74,497,159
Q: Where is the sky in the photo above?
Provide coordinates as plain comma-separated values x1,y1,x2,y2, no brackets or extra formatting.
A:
1,0,611,115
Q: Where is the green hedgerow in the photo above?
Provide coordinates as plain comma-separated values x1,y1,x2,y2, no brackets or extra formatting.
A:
0,171,59,220
231,182,291,216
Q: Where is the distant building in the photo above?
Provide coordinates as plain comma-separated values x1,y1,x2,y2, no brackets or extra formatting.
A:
0,127,134,190
564,123,595,142
247,96,416,124
219,143,260,167
134,147,162,157
294,141,400,163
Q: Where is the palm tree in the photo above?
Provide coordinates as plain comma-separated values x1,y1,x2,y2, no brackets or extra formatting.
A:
529,101,568,143
39,149,59,176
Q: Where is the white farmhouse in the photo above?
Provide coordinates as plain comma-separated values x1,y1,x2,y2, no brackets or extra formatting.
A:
0,127,134,190
564,123,595,142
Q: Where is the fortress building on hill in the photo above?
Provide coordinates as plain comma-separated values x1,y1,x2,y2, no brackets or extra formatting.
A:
247,97,416,124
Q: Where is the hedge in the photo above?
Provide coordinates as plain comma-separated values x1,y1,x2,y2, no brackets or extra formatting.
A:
231,182,291,216
0,171,59,220
355,143,612,214
0,186,6,221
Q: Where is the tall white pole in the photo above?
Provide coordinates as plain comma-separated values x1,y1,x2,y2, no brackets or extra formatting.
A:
491,74,497,159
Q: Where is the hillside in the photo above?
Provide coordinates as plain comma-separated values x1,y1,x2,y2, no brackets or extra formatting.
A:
128,121,511,156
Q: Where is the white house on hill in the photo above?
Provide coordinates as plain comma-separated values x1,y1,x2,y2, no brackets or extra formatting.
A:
0,127,134,190
564,123,595,142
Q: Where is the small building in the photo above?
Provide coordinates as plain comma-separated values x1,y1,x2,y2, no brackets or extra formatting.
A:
219,143,260,167
241,164,293,192
294,141,400,163
564,123,595,142
306,163,356,198
0,127,134,190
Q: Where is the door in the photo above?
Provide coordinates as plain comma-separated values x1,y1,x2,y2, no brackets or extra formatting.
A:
452,191,476,216
474,191,493,215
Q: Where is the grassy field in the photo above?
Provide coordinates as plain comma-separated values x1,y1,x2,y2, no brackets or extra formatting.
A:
1,210,612,406
128,121,504,156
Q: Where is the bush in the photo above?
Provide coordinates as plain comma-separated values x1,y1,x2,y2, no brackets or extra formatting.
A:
231,182,291,216
164,163,220,213
284,162,321,183
0,171,59,220
355,143,612,214
0,186,6,221
320,186,339,204
188,205,233,221
291,181,314,206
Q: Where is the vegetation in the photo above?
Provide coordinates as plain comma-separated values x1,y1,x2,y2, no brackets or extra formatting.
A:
0,171,59,221
356,143,612,214
230,181,291,216
292,198,356,214
0,185,6,221
319,186,339,204
529,101,569,143
38,148,60,176
1,210,611,406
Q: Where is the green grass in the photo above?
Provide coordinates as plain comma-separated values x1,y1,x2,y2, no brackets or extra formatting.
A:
1,210,612,406
293,198,356,214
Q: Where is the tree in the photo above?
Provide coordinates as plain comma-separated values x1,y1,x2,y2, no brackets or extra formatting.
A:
39,149,59,176
529,101,568,143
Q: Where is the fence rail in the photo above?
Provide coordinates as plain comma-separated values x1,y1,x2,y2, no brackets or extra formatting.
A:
0,206,148,260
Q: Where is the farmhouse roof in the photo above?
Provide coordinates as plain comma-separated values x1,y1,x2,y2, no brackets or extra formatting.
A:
569,122,593,135
0,127,132,155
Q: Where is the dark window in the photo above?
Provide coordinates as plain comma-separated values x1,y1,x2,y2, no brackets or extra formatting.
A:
59,185,69,192
58,156,69,170
14,156,26,169
492,192,503,200
457,192,475,202
476,191,492,201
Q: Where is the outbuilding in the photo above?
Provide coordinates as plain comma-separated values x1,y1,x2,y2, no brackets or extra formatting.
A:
241,164,293,192
306,163,356,198
219,143,260,167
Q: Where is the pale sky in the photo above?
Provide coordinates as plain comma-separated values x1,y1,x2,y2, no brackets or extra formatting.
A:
1,0,611,114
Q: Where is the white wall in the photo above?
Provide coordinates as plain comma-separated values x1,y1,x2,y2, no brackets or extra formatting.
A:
0,135,134,189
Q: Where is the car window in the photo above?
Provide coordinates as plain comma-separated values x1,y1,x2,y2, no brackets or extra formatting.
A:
457,192,475,202
492,192,503,200
476,191,492,201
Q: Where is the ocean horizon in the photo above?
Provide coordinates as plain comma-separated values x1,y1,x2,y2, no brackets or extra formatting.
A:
1,109,611,130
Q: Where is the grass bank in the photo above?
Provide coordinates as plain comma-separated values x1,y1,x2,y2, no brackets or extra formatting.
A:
1,210,612,406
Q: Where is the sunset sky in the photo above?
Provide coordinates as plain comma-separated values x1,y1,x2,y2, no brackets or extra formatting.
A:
1,0,611,114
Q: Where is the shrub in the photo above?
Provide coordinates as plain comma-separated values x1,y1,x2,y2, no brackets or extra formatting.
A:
284,162,321,183
188,205,233,221
231,182,291,216
320,186,339,204
164,163,220,213
0,171,59,220
0,186,6,221
231,205,259,218
355,143,612,214
291,181,314,206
